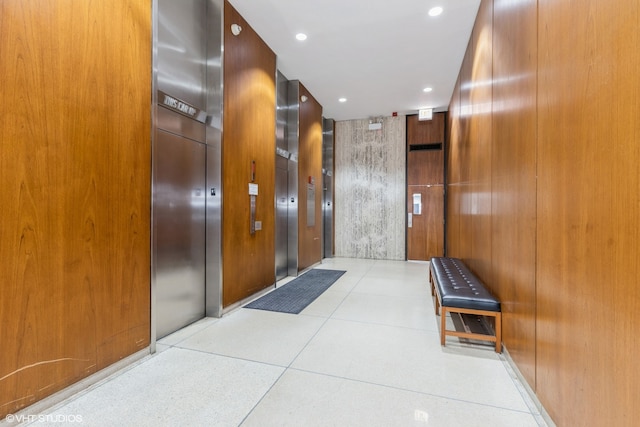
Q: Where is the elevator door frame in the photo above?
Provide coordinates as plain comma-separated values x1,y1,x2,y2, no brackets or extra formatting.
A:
152,0,224,345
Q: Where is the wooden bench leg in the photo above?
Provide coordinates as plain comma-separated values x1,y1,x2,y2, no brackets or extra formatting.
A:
431,272,440,315
495,312,502,353
440,306,447,346
429,270,435,296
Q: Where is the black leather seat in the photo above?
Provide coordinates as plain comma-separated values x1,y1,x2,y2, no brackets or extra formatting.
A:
430,257,500,312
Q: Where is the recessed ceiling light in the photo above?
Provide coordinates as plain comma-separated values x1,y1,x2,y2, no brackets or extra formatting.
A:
338,98,347,103
428,6,443,17
423,87,433,93
295,33,307,41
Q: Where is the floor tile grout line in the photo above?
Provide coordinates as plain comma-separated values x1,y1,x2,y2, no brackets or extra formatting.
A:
156,319,221,348
232,270,371,426
158,341,299,425
285,366,538,417
345,289,433,298
306,315,444,336
284,271,369,369
303,261,538,417
47,259,541,425
171,260,538,425
25,259,541,425
287,261,529,417
236,368,288,427
234,265,371,427
151,345,293,427
161,270,391,373
303,261,504,358
169,345,291,371
302,266,457,336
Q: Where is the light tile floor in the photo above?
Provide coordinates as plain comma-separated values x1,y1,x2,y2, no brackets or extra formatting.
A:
24,258,548,427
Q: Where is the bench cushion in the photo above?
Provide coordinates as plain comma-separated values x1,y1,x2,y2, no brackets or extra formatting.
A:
430,257,500,312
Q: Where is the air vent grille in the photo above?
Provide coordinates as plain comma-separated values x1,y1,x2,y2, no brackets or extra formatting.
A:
409,143,442,151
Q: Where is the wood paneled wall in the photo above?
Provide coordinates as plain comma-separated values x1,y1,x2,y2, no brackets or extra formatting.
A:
536,0,640,424
491,0,537,388
297,85,323,271
448,2,493,273
447,0,640,424
467,0,493,282
453,37,475,264
446,77,462,257
0,0,151,417
222,1,276,306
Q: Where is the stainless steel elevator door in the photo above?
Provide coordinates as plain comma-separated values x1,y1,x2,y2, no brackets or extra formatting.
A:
275,167,289,281
155,130,206,338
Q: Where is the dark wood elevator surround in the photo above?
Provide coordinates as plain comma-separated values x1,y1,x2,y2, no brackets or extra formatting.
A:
222,1,277,307
296,85,324,271
406,113,445,261
0,0,151,417
447,0,640,425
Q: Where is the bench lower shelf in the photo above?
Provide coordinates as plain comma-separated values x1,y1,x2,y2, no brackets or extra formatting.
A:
438,305,502,353
430,266,502,353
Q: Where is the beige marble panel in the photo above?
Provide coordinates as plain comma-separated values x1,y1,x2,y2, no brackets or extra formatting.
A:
334,116,406,260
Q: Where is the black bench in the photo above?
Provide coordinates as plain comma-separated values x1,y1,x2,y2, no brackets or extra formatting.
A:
429,257,502,353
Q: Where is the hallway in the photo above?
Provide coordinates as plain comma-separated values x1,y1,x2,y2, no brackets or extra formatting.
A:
26,259,547,426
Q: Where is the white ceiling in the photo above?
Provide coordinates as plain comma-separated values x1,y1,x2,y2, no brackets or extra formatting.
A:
228,0,480,122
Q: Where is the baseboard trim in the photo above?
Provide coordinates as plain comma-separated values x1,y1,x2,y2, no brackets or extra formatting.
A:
1,348,151,426
501,346,556,427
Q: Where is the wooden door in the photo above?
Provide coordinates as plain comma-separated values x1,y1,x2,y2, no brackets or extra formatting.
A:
406,114,445,260
407,185,444,260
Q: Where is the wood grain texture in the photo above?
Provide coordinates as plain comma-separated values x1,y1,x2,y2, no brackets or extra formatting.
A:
455,37,475,263
467,0,493,283
407,113,445,260
447,0,494,280
0,0,151,417
406,113,445,185
407,186,444,260
449,0,640,424
222,1,276,306
536,0,640,424
446,76,462,256
490,0,537,388
297,84,323,271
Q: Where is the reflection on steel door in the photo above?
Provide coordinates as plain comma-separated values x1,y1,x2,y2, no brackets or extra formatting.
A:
323,174,333,258
275,168,288,280
154,130,206,338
